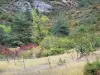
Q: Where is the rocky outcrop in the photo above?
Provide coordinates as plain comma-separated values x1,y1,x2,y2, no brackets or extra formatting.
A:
1,0,53,13
12,0,32,12
0,0,77,13
33,0,52,13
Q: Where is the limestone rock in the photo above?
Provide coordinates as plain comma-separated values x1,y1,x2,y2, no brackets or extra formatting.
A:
33,0,52,13
11,0,32,12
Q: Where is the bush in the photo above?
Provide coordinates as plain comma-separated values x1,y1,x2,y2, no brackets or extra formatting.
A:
22,50,33,59
41,36,75,56
94,36,100,48
0,54,6,60
40,36,56,49
55,37,75,49
84,61,100,75
40,36,75,50
57,58,66,66
90,35,100,48
42,48,65,56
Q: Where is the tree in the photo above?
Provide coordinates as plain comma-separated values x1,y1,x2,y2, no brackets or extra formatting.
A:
11,12,33,47
71,25,96,59
32,9,49,44
51,12,70,36
0,24,11,45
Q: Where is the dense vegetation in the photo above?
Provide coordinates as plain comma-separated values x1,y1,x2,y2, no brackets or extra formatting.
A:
0,1,100,75
0,0,100,57
84,61,100,75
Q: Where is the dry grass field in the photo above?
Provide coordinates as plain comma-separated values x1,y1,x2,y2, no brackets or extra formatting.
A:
0,50,100,75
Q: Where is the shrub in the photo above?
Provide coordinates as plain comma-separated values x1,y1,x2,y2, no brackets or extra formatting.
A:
0,54,6,60
40,36,75,50
41,36,75,56
57,58,66,66
84,61,100,75
90,35,100,48
42,48,65,56
22,50,33,59
0,24,11,45
94,36,100,48
40,36,56,49
55,37,75,49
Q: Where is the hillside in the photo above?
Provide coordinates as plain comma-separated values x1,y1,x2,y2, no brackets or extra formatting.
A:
0,0,100,75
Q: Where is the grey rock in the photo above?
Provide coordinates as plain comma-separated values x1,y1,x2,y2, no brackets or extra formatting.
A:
5,0,53,13
12,0,32,12
33,0,52,13
1,0,77,13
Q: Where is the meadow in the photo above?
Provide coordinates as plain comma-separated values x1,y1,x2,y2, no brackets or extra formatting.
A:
0,50,100,75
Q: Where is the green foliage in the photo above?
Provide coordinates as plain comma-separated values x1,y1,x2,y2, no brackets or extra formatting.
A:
22,51,33,59
74,33,95,54
11,12,33,46
70,22,97,54
40,36,55,49
55,37,75,49
32,10,49,22
93,35,100,48
76,25,89,33
0,24,11,33
80,12,97,25
51,12,70,36
0,54,6,60
42,48,65,56
0,0,100,58
40,36,75,50
32,9,49,44
0,24,11,45
84,61,100,75
41,36,75,56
